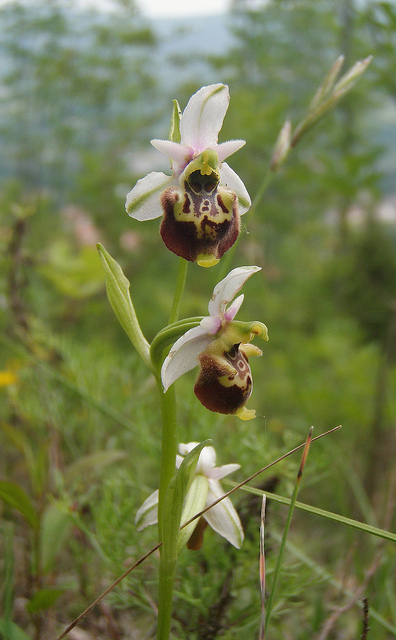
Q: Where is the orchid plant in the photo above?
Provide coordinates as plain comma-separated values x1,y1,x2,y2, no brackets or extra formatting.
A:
97,61,372,639
98,83,265,640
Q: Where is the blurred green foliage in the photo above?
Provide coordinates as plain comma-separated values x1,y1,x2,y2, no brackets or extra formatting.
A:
0,0,396,638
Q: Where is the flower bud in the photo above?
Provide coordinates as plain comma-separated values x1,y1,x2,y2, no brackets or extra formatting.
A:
270,120,291,171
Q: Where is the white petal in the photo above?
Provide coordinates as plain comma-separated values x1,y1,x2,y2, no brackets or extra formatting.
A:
216,139,246,163
126,172,173,220
180,84,229,152
207,463,240,481
208,266,261,319
135,489,158,530
196,446,216,474
220,163,251,215
204,481,244,548
150,139,193,167
161,325,212,392
178,442,199,456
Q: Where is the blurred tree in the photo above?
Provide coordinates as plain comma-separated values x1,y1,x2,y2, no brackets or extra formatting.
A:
0,0,157,228
204,0,396,501
212,0,380,245
363,0,396,103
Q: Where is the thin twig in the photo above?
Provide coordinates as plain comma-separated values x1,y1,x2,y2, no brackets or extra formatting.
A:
56,425,341,640
361,598,370,640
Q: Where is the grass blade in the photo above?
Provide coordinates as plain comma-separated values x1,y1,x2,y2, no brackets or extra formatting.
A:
265,426,313,628
259,495,267,640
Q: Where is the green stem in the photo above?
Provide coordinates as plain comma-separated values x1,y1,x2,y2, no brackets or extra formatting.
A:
157,379,178,537
157,561,177,640
156,377,178,640
156,256,190,535
155,259,188,639
168,258,188,325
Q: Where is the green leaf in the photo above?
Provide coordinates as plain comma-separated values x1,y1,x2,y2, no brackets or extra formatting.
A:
63,450,127,489
0,422,31,456
0,618,31,640
97,243,152,371
0,423,49,498
40,242,104,299
0,423,42,495
162,440,211,555
0,481,38,529
2,523,14,623
177,475,208,552
26,588,65,614
40,502,72,574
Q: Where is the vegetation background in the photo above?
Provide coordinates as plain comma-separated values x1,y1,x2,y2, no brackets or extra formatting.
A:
0,0,395,638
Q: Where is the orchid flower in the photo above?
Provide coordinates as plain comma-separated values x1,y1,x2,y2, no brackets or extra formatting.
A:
161,266,268,420
126,84,251,267
135,442,244,549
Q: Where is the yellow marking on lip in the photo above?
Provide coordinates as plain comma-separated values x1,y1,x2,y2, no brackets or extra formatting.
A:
236,406,256,421
197,254,220,268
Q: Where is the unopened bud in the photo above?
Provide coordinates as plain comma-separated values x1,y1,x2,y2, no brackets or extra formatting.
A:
333,55,373,98
309,55,345,111
291,55,373,147
270,120,291,171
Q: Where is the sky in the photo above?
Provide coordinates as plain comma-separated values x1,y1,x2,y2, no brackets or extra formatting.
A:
0,0,230,19
73,0,230,18
136,0,229,18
